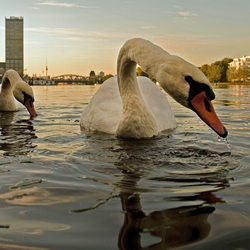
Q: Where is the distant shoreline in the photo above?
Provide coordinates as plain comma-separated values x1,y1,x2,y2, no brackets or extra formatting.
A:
214,82,250,85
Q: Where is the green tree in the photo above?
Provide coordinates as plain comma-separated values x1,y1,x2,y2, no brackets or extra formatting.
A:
214,58,233,82
200,58,233,82
207,64,222,82
136,66,148,77
136,66,156,83
237,65,250,82
243,65,250,82
227,66,237,82
227,65,250,82
200,64,210,77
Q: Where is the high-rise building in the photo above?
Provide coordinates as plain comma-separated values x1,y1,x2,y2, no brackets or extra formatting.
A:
5,16,24,74
0,62,5,76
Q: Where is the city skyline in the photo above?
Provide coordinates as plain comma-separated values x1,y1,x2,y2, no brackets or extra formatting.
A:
0,0,250,76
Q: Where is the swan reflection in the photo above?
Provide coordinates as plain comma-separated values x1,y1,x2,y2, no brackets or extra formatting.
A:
117,167,227,250
0,112,37,156
112,138,229,250
118,169,229,250
70,135,230,249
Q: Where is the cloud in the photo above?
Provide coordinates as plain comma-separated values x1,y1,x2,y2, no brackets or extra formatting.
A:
25,27,135,39
177,11,198,17
141,26,155,29
30,6,40,10
35,1,98,9
24,26,206,53
166,8,199,20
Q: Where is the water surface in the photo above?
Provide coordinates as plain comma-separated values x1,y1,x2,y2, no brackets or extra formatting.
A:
0,84,250,249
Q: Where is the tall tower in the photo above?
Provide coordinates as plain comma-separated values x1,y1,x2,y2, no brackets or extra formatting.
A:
46,59,48,77
5,16,24,75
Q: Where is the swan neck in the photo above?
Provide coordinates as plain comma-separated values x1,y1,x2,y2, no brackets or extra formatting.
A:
1,70,20,92
117,38,168,82
116,39,159,138
117,39,164,100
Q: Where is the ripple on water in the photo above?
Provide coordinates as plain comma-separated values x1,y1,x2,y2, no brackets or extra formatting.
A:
69,133,237,194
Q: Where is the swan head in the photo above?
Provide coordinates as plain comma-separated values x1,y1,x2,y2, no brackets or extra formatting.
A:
13,82,37,117
157,55,227,138
3,70,37,117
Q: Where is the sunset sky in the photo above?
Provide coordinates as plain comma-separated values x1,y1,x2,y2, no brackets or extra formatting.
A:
0,0,250,77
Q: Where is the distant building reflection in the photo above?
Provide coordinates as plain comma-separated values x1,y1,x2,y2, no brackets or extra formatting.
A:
0,112,37,156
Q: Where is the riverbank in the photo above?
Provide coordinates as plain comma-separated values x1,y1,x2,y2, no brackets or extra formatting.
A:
214,82,250,85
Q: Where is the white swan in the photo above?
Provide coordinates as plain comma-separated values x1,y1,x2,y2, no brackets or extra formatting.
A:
81,38,227,139
0,69,37,116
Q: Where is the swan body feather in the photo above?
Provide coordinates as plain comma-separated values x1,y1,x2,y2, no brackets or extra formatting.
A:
81,76,176,136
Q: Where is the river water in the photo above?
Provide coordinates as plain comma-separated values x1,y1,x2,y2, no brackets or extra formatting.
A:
0,84,250,249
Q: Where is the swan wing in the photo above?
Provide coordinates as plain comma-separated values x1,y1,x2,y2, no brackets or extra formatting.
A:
81,76,177,135
0,83,16,111
138,77,177,132
80,77,122,134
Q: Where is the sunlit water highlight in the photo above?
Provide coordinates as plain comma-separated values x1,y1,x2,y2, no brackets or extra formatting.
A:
0,84,250,249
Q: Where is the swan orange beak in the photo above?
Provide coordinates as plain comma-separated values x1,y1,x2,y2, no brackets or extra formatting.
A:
190,91,227,138
24,99,37,117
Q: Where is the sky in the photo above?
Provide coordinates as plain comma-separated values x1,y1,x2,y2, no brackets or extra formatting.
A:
0,0,250,77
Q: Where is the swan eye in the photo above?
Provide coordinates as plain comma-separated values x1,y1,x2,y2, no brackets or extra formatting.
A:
23,91,34,104
185,75,215,102
185,76,193,83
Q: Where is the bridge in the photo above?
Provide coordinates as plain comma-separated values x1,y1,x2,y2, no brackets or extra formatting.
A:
53,74,89,84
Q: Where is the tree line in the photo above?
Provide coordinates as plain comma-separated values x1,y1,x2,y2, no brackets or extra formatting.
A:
200,58,233,82
200,58,250,83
